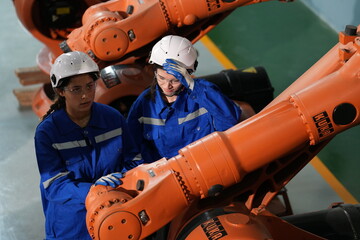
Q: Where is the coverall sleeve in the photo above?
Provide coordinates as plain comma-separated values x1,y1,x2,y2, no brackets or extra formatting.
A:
190,78,242,131
34,130,92,204
126,97,162,163
118,113,143,171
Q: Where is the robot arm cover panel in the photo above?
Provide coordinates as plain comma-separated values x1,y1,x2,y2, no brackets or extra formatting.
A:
85,27,360,239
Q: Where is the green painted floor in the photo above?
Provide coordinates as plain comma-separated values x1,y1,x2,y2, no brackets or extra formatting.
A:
207,1,360,202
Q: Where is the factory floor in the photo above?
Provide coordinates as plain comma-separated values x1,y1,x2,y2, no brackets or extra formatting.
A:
0,1,354,240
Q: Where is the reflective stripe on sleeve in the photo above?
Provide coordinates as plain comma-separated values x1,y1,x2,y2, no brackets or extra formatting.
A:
178,107,208,124
132,153,142,161
95,128,122,143
138,117,166,126
43,171,70,189
52,140,87,150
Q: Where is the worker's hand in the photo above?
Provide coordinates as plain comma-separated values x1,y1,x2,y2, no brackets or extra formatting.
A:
163,59,194,90
94,172,124,188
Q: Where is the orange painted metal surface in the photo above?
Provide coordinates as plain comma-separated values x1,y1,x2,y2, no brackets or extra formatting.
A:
12,0,360,239
12,0,281,118
64,0,275,63
85,28,360,239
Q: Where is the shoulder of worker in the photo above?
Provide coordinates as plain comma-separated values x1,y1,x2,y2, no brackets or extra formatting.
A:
35,108,68,139
90,102,128,129
92,102,123,118
190,78,223,95
138,87,152,100
36,108,65,130
193,77,218,88
129,88,152,108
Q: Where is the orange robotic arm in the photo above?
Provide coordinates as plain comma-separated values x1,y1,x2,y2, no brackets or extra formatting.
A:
85,26,360,239
12,0,293,73
62,0,290,64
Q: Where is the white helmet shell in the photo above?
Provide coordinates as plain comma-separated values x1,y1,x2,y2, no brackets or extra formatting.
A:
50,51,99,88
149,35,198,72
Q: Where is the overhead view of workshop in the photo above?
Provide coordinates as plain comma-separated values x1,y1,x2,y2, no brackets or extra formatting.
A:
1,0,360,239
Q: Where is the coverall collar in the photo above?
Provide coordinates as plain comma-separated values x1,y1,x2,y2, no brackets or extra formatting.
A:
86,102,108,129
53,102,107,135
154,85,189,114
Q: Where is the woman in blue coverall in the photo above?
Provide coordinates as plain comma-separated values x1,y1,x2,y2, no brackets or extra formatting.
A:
34,51,137,240
126,35,242,164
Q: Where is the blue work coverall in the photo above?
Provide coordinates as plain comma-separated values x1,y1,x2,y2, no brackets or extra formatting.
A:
34,102,136,240
127,78,242,163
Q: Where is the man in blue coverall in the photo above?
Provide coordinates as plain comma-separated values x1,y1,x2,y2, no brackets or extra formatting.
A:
126,35,242,164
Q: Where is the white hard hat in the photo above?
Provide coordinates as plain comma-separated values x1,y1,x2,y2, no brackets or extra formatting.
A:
50,51,99,88
149,35,198,72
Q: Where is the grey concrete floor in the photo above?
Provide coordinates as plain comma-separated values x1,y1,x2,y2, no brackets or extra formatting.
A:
0,1,342,240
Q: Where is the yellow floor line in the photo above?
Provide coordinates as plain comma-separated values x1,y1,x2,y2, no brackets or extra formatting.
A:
201,34,359,205
310,156,358,204
200,36,237,70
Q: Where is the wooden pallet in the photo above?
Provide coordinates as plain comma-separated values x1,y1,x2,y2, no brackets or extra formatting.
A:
13,66,49,107
13,86,41,107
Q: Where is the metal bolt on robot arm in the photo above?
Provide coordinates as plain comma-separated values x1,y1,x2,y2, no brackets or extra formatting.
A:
11,1,360,238
12,0,289,117
62,0,290,64
85,26,360,240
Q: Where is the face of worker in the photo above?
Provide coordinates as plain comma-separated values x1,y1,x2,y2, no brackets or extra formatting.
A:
155,68,182,96
58,74,97,114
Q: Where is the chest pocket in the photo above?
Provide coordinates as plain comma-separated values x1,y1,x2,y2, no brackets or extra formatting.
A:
98,135,123,154
60,149,86,175
143,125,160,141
181,114,213,142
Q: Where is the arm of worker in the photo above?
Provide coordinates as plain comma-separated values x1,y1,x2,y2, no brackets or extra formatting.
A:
126,93,163,164
34,130,92,204
163,59,242,130
163,59,195,90
94,172,124,188
93,115,136,188
119,112,144,171
189,78,242,130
